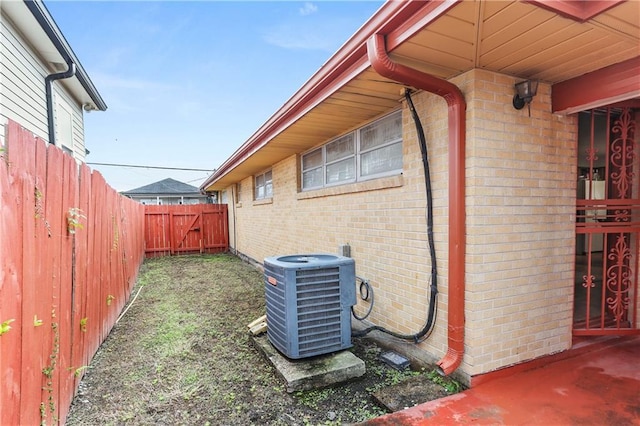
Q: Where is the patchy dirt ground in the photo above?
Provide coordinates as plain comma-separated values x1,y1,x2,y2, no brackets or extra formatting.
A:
66,254,458,425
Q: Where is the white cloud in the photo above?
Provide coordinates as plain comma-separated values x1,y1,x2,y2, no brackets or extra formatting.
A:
299,2,318,16
263,22,334,51
262,2,369,52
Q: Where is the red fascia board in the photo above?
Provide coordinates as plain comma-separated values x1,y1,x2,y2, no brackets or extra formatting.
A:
201,0,458,191
526,0,625,22
552,56,640,114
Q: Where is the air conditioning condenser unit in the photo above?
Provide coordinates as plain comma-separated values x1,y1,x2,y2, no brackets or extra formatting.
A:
264,254,356,359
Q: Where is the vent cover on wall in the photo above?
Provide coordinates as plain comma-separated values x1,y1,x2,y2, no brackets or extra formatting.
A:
264,254,356,359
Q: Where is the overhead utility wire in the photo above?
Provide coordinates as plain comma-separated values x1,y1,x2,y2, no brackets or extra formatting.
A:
87,162,214,172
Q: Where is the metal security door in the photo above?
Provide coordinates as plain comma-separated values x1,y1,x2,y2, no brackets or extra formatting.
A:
575,106,640,335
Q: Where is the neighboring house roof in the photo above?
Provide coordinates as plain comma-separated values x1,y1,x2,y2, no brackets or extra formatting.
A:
1,0,106,112
201,0,640,192
123,178,202,196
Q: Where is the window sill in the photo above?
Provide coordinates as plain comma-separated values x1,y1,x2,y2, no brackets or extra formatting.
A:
253,198,273,206
297,174,403,200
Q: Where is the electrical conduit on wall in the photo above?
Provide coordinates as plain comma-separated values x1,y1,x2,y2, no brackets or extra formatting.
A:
366,33,466,375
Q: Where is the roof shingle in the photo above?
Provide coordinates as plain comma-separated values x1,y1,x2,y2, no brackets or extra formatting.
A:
122,178,201,195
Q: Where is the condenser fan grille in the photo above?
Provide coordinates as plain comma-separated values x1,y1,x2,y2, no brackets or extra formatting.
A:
264,255,356,359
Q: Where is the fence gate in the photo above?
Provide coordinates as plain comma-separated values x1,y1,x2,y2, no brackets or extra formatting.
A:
144,204,228,257
575,105,640,336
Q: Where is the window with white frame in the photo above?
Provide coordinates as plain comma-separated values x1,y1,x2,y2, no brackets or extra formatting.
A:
301,111,402,190
254,169,273,200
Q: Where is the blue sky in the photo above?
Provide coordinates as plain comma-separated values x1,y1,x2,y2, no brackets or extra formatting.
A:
45,1,384,191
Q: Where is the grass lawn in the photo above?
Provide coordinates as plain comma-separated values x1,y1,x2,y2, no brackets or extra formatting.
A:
66,253,457,425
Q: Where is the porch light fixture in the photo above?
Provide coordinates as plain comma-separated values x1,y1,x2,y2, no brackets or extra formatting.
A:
512,80,539,115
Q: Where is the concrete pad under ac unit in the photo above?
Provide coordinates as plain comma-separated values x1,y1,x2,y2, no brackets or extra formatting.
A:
252,334,365,393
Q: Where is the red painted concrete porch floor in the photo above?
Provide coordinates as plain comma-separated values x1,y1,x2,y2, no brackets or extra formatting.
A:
362,336,640,425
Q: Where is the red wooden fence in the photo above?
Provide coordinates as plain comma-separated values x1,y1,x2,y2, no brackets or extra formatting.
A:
144,204,228,257
0,120,145,425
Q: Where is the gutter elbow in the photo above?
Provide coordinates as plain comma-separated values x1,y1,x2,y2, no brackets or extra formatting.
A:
367,34,465,109
437,346,463,376
436,323,464,375
367,33,397,76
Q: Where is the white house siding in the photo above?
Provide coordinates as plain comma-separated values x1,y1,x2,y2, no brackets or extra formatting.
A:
0,10,86,162
1,11,48,144
129,195,210,205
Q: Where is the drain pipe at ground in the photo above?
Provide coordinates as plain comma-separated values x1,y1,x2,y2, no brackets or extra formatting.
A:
366,33,466,376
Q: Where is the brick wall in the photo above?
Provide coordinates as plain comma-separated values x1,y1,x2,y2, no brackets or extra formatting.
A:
226,68,578,379
231,93,451,366
464,69,577,375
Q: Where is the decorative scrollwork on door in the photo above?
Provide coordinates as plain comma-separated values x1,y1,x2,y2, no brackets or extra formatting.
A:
605,234,632,323
574,106,639,335
610,108,636,199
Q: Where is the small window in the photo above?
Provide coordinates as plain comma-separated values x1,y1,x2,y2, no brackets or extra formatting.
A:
359,112,403,178
302,148,323,190
255,170,273,200
325,133,355,185
235,182,241,204
301,111,402,190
